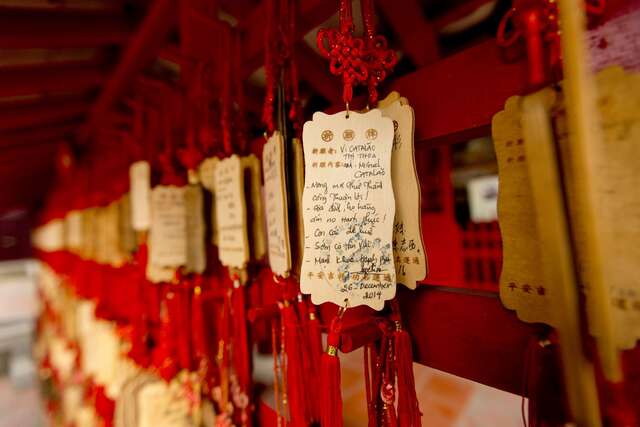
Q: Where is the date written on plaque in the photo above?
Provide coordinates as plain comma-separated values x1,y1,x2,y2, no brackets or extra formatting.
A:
300,109,396,310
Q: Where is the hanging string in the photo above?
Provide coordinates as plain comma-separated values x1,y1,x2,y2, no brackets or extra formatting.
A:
262,0,277,134
317,0,396,106
221,26,234,156
390,300,422,427
320,307,347,427
316,0,367,105
287,0,303,136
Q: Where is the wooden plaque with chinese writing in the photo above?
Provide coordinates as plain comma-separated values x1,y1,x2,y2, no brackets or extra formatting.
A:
262,131,292,277
214,155,250,269
493,93,556,326
300,109,396,310
556,67,640,348
379,92,427,289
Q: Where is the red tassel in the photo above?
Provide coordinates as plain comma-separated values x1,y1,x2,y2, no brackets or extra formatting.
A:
391,302,421,427
230,276,252,426
191,276,209,369
604,380,638,427
320,316,344,427
281,299,308,426
299,296,323,422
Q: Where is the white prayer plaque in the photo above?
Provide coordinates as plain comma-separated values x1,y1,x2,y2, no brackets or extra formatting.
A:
33,219,65,252
263,131,292,277
129,161,151,231
66,210,84,252
198,157,218,192
214,155,250,269
379,94,428,289
300,109,396,310
148,185,187,268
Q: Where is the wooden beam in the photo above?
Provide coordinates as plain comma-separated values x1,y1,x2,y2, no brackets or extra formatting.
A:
0,98,89,132
376,0,439,67
84,0,178,135
0,62,107,98
389,39,528,145
0,6,135,48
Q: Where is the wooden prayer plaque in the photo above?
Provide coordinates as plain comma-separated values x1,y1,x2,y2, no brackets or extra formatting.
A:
65,210,83,253
556,67,640,348
300,109,396,310
291,137,306,277
493,93,556,326
185,185,206,274
242,155,267,262
129,160,151,232
262,131,292,277
147,185,187,282
198,156,219,246
379,92,427,289
214,155,250,269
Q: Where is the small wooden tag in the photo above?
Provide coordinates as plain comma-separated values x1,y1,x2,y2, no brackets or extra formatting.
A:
80,208,96,260
118,194,137,256
185,185,206,274
493,93,555,326
262,131,292,277
129,161,151,232
147,185,187,282
300,109,396,310
198,157,219,246
290,137,306,277
379,92,427,289
33,219,65,252
214,155,250,269
242,155,267,262
198,157,218,192
65,210,83,253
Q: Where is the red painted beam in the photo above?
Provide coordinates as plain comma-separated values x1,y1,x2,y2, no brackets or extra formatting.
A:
0,98,89,132
377,0,439,67
84,0,178,135
398,286,542,396
0,7,135,48
0,62,108,98
389,39,528,145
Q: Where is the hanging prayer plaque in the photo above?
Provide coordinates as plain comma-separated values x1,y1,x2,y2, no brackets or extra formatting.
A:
291,137,306,275
214,155,250,269
493,93,556,326
262,131,292,277
147,186,187,282
379,92,427,289
65,210,83,253
198,157,219,246
185,185,206,274
242,155,267,262
301,109,396,310
129,160,151,232
556,67,640,348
